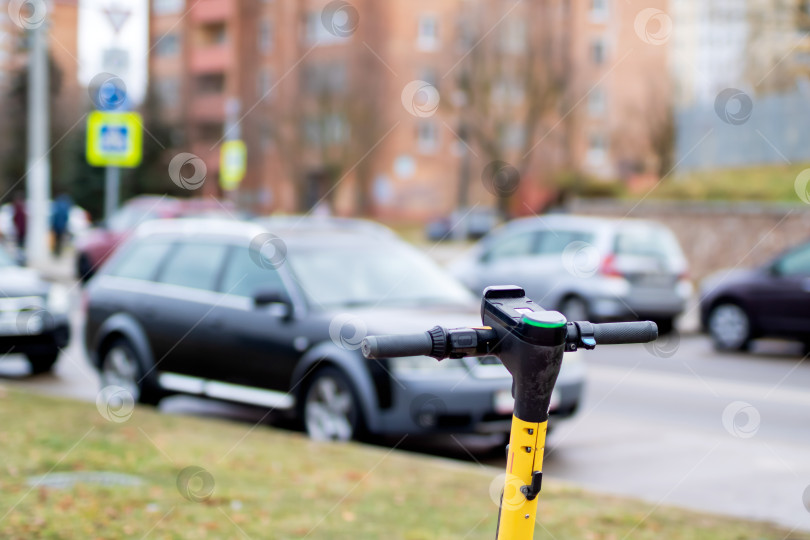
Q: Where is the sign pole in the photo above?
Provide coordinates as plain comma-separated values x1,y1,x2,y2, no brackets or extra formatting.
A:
104,166,120,221
25,16,51,265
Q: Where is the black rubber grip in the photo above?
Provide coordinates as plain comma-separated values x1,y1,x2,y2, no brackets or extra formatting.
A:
361,332,433,359
592,321,658,344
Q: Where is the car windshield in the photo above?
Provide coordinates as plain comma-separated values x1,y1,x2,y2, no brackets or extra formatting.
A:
287,241,475,309
0,246,16,267
614,226,685,267
108,205,160,232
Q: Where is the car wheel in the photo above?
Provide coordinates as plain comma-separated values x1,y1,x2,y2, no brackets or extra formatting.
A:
303,367,363,442
559,296,590,322
100,338,162,405
708,303,751,351
26,351,59,374
652,317,675,336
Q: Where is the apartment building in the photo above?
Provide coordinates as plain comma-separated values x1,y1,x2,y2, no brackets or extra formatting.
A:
147,0,670,219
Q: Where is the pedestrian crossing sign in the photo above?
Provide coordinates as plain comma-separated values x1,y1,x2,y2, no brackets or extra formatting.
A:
86,111,143,167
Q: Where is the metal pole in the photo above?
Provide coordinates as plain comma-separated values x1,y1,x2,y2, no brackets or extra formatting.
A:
25,19,51,265
104,166,120,221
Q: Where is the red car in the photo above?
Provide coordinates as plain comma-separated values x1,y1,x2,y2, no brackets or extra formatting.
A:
75,195,233,281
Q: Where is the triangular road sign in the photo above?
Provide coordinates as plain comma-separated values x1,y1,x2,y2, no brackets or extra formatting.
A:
103,5,131,34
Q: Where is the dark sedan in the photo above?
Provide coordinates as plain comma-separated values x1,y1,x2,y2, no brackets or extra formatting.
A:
700,241,810,351
84,218,584,441
0,245,70,373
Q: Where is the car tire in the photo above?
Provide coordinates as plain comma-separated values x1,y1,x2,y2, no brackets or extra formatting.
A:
302,366,364,442
26,351,59,374
559,295,590,322
708,302,752,352
100,338,163,406
652,317,675,336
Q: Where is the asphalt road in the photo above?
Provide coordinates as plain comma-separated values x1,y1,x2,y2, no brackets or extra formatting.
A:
2,319,809,532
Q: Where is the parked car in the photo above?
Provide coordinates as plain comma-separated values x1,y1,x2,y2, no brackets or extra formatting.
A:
0,244,70,373
84,218,585,441
75,195,232,281
700,240,810,352
448,215,691,334
426,207,499,242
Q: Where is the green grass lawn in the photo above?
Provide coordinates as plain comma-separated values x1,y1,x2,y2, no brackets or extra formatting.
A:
0,388,806,540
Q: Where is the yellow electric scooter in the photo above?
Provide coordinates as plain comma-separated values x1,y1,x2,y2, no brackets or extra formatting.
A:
362,285,658,540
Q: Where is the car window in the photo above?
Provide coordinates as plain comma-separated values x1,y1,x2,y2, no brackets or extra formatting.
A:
777,244,810,276
484,230,538,262
614,226,683,263
219,245,286,297
108,205,160,232
107,239,173,281
536,230,595,254
0,245,15,267
157,241,229,291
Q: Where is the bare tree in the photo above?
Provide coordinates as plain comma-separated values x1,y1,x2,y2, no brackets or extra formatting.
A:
455,0,571,218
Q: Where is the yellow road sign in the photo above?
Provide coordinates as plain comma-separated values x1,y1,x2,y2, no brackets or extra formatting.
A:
86,111,143,168
219,140,247,191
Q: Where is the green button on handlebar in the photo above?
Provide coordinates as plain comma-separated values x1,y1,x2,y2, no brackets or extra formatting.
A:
521,311,567,328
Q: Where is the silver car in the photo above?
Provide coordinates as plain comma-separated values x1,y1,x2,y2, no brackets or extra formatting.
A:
448,215,692,334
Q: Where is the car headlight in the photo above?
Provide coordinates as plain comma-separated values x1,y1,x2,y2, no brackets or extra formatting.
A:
47,284,70,315
390,356,465,374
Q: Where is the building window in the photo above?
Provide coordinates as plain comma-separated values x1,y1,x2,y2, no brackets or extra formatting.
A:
418,67,439,89
590,0,608,21
195,73,225,94
417,14,439,51
153,33,180,56
305,12,350,45
257,67,273,99
586,132,607,166
303,62,347,94
154,77,180,109
588,87,605,116
417,121,438,153
591,38,605,65
198,122,224,141
153,0,184,16
259,20,273,53
200,22,227,46
500,123,525,150
305,114,348,146
500,17,527,54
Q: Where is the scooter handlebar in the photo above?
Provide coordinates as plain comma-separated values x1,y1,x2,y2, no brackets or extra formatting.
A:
575,320,658,345
361,332,433,360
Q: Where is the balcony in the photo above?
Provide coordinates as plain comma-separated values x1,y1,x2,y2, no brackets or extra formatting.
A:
190,0,233,24
189,43,230,73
